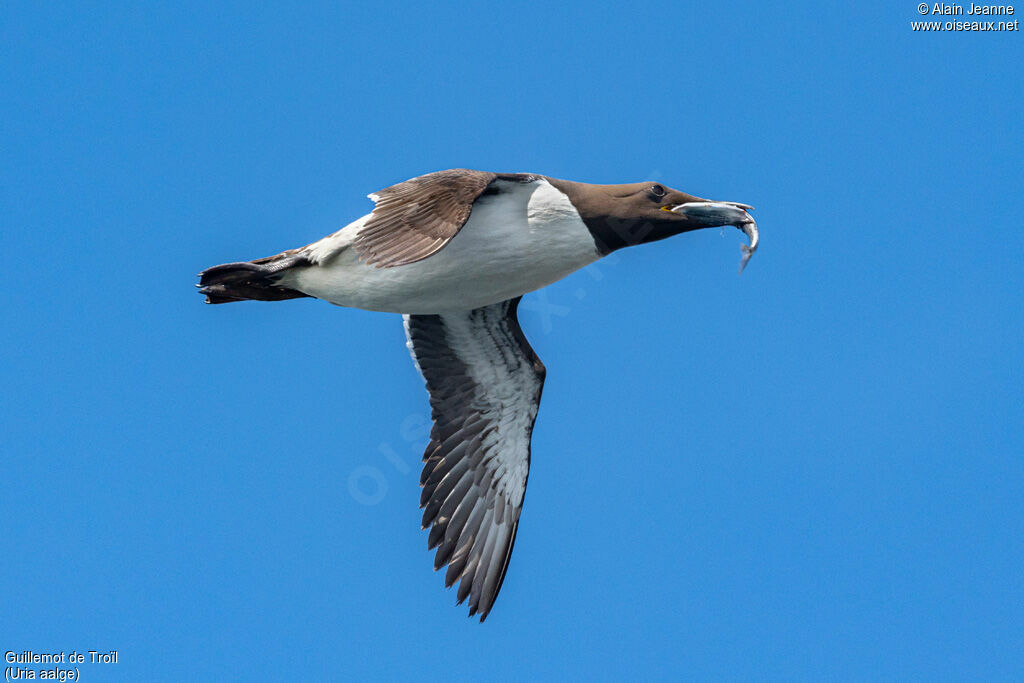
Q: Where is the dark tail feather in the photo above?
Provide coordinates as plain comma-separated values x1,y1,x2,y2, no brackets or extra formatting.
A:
197,254,311,304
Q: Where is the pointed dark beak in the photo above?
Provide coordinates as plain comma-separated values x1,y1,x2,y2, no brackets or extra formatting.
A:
670,201,759,273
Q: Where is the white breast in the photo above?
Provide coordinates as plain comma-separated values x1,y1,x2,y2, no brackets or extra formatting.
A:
283,178,601,313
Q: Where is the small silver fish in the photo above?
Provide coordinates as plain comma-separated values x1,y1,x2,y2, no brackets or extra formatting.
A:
737,215,758,274
671,201,759,273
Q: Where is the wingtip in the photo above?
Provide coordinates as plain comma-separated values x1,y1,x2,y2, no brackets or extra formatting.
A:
466,605,491,622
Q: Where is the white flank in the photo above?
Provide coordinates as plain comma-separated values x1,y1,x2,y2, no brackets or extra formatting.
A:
278,178,601,313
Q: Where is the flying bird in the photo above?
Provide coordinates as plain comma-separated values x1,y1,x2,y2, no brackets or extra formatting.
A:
197,169,759,620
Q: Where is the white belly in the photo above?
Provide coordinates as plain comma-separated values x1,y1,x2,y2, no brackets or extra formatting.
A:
282,179,601,313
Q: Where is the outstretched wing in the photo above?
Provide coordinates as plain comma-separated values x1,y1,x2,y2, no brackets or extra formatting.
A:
404,297,545,621
355,169,538,268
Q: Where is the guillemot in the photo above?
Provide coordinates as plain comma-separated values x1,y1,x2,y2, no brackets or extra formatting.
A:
197,168,758,620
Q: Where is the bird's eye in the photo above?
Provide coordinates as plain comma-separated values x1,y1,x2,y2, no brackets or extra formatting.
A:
650,184,666,198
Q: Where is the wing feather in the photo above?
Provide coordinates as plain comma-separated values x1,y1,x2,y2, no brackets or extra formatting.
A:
355,170,539,268
404,297,545,621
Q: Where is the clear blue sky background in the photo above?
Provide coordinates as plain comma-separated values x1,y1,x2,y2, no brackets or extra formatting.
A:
3,2,1022,680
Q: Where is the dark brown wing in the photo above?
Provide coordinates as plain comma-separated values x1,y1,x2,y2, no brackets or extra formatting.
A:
354,169,538,268
404,297,545,621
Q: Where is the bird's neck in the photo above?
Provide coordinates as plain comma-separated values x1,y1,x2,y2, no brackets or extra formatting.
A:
544,177,688,255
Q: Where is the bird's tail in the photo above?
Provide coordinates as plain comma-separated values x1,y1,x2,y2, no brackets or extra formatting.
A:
197,252,311,304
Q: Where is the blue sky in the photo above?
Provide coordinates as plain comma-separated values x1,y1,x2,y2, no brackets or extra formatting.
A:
2,1,1022,680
